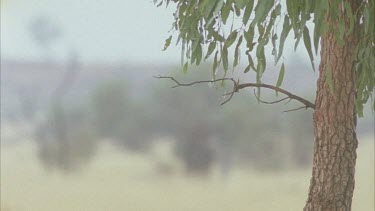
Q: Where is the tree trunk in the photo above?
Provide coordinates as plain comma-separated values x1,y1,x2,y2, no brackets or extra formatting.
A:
304,1,360,210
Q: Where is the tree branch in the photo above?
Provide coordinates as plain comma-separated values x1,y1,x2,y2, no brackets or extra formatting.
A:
154,76,315,109
283,106,308,113
236,83,315,109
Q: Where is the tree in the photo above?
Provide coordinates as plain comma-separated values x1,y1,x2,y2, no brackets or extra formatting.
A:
156,0,374,210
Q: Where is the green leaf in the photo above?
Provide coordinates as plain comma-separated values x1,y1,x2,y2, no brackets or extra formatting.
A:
247,54,256,71
222,47,229,71
213,51,219,79
225,31,238,47
244,27,254,46
251,0,274,28
206,0,224,26
335,20,346,46
181,40,185,66
243,0,254,25
244,64,251,73
313,1,328,55
221,1,233,24
277,15,292,63
162,35,172,51
183,62,188,74
303,26,315,71
235,0,249,9
205,42,216,59
276,63,285,88
195,43,203,65
202,0,217,18
344,1,355,36
233,36,243,68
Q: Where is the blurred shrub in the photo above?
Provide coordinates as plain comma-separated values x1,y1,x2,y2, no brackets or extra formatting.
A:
35,104,97,172
34,67,314,174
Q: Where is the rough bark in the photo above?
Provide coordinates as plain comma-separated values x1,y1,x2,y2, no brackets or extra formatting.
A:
304,1,360,210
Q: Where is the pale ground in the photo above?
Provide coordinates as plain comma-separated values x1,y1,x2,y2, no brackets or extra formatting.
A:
1,137,374,211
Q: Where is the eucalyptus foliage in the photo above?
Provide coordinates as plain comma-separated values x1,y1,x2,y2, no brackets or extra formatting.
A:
157,0,375,116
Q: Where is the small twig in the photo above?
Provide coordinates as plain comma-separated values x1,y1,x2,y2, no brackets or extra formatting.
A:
283,106,307,113
237,83,315,109
154,75,315,109
253,90,289,104
284,98,293,105
154,75,238,105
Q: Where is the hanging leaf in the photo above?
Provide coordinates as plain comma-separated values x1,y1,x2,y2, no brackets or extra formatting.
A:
275,63,285,96
221,0,233,24
251,0,275,28
205,42,216,59
235,0,249,9
222,47,229,71
243,0,255,25
162,35,172,51
225,31,238,47
276,63,285,88
303,26,315,71
195,43,203,65
244,64,251,73
277,15,292,63
233,36,243,68
212,51,219,79
183,62,188,74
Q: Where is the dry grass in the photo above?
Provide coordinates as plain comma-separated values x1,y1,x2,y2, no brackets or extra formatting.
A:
1,138,373,211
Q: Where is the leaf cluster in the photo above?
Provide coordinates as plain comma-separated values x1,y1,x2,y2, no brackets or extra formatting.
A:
157,0,375,116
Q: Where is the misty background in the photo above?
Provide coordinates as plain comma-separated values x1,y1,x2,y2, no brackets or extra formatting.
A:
1,1,374,211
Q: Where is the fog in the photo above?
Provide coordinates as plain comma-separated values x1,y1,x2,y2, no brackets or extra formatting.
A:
1,1,374,211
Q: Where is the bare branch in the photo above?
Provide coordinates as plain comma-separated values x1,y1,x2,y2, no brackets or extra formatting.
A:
154,75,315,109
283,106,308,113
252,90,289,104
154,76,234,88
237,83,315,109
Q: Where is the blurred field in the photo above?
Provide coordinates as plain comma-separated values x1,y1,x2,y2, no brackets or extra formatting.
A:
1,138,373,211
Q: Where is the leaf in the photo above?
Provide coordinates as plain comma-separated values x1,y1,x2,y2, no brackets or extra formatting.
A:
222,47,229,71
251,0,274,28
244,64,251,73
225,31,238,47
183,62,188,74
162,36,172,51
213,51,219,79
195,43,203,65
247,54,256,71
221,1,233,24
276,63,285,88
206,0,224,26
275,63,285,96
235,0,249,9
233,36,243,68
181,40,186,66
335,20,346,46
271,33,278,62
244,27,254,45
313,1,328,55
202,0,217,18
205,42,216,59
277,15,292,63
243,0,254,25
303,26,315,71
344,1,355,36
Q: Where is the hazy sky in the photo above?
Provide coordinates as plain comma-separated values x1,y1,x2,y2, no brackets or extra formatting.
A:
1,0,313,67
1,0,182,64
